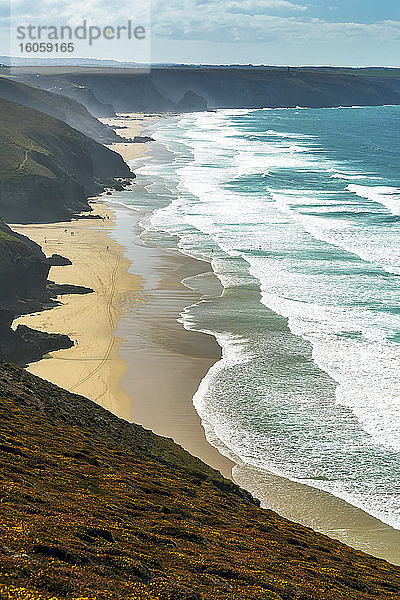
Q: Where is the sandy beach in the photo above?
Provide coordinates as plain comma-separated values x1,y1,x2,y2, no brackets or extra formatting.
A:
12,110,234,478
12,204,140,422
105,201,400,566
12,112,400,566
100,113,160,163
13,199,234,478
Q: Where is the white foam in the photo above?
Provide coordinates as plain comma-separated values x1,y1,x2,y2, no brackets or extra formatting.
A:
330,172,382,181
348,184,400,215
129,107,400,530
256,286,400,453
269,189,400,276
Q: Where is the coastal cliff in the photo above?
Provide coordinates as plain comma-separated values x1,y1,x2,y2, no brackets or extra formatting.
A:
1,66,399,600
0,98,133,223
0,361,399,599
11,66,400,114
0,222,73,364
0,85,134,363
0,77,119,143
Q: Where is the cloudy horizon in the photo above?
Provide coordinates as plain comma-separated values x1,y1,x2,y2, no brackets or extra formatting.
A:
1,0,399,66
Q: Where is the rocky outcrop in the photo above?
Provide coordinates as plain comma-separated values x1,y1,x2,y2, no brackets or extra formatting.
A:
47,254,72,267
176,90,208,112
0,222,50,313
0,319,73,365
46,282,93,297
132,135,155,143
0,175,91,224
0,221,78,364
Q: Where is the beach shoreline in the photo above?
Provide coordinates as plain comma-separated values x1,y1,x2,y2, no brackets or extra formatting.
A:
13,112,400,566
100,112,162,163
103,197,400,566
104,200,235,478
11,111,152,421
13,197,235,478
12,203,140,422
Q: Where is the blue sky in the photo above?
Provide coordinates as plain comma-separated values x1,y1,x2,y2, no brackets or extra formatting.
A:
1,0,399,66
300,1,398,24
151,0,400,66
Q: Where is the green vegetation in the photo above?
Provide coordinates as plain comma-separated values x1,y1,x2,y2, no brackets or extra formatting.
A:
0,98,82,181
0,97,131,223
0,125,51,181
0,76,118,142
0,227,38,258
0,229,27,244
0,361,399,600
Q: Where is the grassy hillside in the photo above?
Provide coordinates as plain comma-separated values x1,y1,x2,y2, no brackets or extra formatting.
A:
0,76,118,142
0,98,132,223
0,361,399,600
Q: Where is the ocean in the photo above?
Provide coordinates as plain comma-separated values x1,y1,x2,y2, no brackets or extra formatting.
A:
117,106,400,531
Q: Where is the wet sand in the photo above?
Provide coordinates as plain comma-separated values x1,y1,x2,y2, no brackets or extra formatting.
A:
12,199,234,478
13,113,400,565
234,464,400,566
101,202,235,478
106,202,400,566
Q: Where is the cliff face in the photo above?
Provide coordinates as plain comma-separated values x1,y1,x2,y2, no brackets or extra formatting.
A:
0,89,133,358
0,98,133,223
0,222,49,310
0,361,399,600
13,66,400,114
176,89,208,112
0,76,119,143
0,223,73,364
39,79,116,118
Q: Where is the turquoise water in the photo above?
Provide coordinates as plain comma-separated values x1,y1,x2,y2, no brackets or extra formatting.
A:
122,106,400,529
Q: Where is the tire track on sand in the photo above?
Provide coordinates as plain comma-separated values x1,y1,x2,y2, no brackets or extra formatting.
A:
69,251,121,393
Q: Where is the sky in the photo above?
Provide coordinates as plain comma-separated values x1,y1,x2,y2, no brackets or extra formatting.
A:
1,0,400,66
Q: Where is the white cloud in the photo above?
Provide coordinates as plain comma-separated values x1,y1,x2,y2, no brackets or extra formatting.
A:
226,0,308,13
8,0,150,26
152,0,400,45
4,0,400,53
